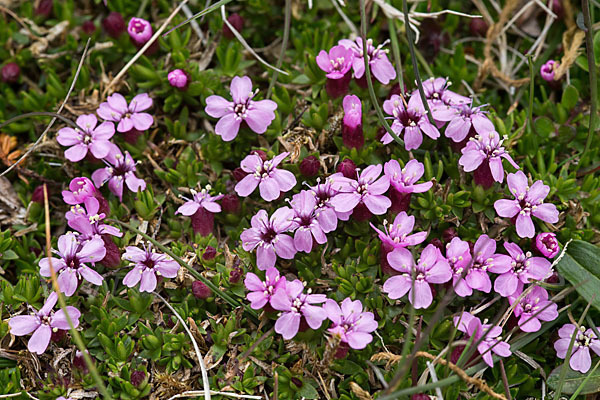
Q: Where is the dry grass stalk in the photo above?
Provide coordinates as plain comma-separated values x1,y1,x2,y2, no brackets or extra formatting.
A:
350,382,373,400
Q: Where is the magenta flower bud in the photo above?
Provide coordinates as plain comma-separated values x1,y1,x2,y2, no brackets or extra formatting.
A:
536,232,559,258
342,95,364,149
336,159,356,179
250,149,268,161
192,280,212,299
540,60,559,82
35,0,53,17
191,207,215,236
202,246,217,261
103,12,126,38
82,20,96,35
223,13,244,39
1,63,20,83
469,18,488,37
442,227,458,244
410,395,431,400
168,69,189,90
429,238,444,251
130,370,146,387
31,185,46,204
101,235,121,268
229,266,243,283
325,71,352,99
73,350,90,371
221,193,240,214
299,155,320,177
232,167,248,182
128,18,153,46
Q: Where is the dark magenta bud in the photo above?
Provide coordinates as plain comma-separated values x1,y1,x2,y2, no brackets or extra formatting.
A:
202,246,217,261
102,12,126,38
299,155,320,177
192,280,212,299
473,162,495,189
442,227,458,244
232,167,248,182
469,18,488,37
73,350,89,371
130,370,146,387
336,159,356,179
35,0,53,17
250,149,267,161
1,63,20,84
229,266,243,283
342,94,364,149
429,238,444,251
221,193,240,214
223,13,244,39
191,208,215,236
31,185,46,204
325,71,352,98
351,202,373,222
411,394,431,400
82,20,96,35
389,189,411,214
101,235,121,268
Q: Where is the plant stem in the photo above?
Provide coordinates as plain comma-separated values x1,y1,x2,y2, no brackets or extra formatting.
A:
267,0,291,98
580,0,598,168
387,18,405,96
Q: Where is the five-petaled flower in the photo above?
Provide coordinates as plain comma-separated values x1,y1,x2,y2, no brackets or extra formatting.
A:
122,243,180,293
494,171,559,238
382,94,440,150
324,298,378,350
240,208,296,270
383,244,452,309
370,211,427,250
331,164,391,216
316,45,353,79
97,93,154,133
235,152,296,201
92,148,146,201
176,186,223,217
446,237,475,297
57,114,115,162
555,323,600,373
9,292,81,354
454,312,512,367
244,267,286,309
39,232,105,297
205,76,277,141
338,37,396,84
509,286,558,332
270,279,327,340
289,190,333,253
459,131,519,184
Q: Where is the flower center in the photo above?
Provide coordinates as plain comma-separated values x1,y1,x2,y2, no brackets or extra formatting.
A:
132,21,146,34
261,228,277,244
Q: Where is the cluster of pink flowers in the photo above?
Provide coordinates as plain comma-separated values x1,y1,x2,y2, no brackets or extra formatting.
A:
245,268,377,348
57,92,151,201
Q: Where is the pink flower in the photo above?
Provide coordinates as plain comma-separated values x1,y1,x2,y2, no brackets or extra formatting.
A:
270,279,327,339
416,77,470,121
331,164,391,216
205,76,277,141
453,234,501,295
66,197,122,238
62,177,98,205
494,171,559,238
176,186,223,216
8,292,81,354
370,211,427,250
324,298,378,350
309,174,352,232
245,267,286,309
338,38,396,84
91,148,146,201
459,131,519,184
384,159,433,194
39,232,105,297
383,244,452,309
446,237,474,297
168,69,189,89
289,190,332,253
342,95,364,149
509,286,558,332
235,152,296,201
122,244,180,293
540,60,559,82
454,312,512,367
435,103,494,143
127,18,153,46
490,242,552,297
536,232,559,258
382,95,440,150
56,114,115,162
555,323,600,373
316,45,354,79
97,93,154,133
240,208,296,270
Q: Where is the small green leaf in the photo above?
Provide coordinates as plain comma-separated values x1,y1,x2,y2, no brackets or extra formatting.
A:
561,85,579,110
548,364,600,395
556,240,600,312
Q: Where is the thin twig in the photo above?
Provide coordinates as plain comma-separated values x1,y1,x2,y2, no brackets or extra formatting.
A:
1,39,91,177
580,0,597,168
164,0,231,37
154,292,211,400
